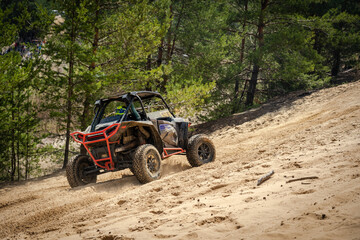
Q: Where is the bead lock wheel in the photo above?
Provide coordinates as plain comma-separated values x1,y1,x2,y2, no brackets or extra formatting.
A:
146,153,160,175
198,142,212,163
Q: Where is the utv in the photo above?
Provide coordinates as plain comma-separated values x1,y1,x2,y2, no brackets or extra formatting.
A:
66,91,215,188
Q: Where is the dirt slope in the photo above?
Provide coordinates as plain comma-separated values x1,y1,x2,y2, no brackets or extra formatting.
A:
1,81,360,240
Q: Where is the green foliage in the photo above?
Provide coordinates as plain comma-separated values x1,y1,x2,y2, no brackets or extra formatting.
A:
166,77,216,118
199,0,360,116
303,1,360,76
0,8,18,46
102,0,172,92
264,25,330,94
0,0,53,42
162,0,230,118
0,0,54,181
0,52,42,181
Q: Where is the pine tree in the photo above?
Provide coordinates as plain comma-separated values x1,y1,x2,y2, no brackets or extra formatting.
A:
0,2,50,181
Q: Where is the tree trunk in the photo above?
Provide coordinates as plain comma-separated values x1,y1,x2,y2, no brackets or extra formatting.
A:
146,54,152,89
166,5,173,63
331,49,340,76
63,6,76,169
17,137,20,181
17,92,20,181
161,2,185,92
246,64,260,106
233,0,248,113
245,0,268,106
11,102,16,181
313,29,322,54
146,54,152,70
25,91,30,179
91,2,99,70
157,39,164,67
81,1,99,131
169,2,185,61
80,94,90,130
25,122,29,180
63,57,73,169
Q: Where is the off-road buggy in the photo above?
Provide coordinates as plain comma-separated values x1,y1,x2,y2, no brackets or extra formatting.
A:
66,91,216,188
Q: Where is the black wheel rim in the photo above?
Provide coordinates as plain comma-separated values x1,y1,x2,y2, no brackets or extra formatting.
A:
146,152,160,174
198,143,212,163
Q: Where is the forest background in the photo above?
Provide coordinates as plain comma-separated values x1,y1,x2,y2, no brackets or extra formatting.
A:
0,0,359,182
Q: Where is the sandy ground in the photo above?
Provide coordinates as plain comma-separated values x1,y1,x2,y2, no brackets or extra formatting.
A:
0,81,360,240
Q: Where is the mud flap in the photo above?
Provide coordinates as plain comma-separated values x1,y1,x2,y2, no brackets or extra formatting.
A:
177,122,188,149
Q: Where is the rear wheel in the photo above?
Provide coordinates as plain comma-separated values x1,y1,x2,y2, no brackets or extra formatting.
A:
66,155,97,188
186,134,216,167
132,144,162,184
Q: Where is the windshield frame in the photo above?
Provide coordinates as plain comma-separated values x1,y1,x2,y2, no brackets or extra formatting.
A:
140,95,176,119
90,98,132,132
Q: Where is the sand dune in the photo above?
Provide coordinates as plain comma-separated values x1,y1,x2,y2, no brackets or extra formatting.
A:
1,81,359,240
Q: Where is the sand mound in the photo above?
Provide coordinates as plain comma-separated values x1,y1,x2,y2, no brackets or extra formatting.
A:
1,81,360,239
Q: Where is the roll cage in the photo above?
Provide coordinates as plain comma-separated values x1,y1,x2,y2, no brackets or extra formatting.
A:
90,91,175,132
71,91,186,172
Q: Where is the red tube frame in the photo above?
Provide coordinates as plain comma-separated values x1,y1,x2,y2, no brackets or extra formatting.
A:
162,148,185,159
71,124,187,170
71,123,122,170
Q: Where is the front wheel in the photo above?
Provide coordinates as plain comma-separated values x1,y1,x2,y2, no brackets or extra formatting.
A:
186,134,216,167
132,144,162,184
66,155,97,188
